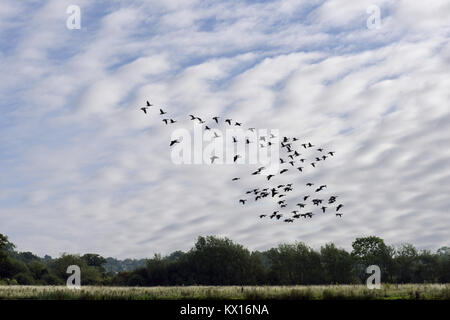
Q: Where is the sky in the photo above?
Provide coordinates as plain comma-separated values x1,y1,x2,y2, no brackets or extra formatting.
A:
0,0,449,259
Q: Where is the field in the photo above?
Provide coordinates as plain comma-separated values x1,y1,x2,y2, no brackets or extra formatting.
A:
0,284,449,300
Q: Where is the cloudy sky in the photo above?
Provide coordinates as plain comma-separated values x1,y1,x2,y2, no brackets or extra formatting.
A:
1,0,449,259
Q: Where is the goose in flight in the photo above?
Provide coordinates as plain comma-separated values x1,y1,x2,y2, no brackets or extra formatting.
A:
267,174,275,181
232,177,240,181
235,122,242,126
280,169,288,174
259,214,267,218
212,116,220,124
321,206,327,213
163,119,176,124
336,213,343,217
233,154,241,162
159,109,167,115
210,155,219,164
140,107,149,114
239,199,247,205
336,204,344,211
306,183,314,187
315,186,325,192
270,211,279,219
297,167,304,172
225,119,232,125
170,139,180,146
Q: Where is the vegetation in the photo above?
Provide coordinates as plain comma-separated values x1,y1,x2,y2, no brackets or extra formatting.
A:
0,284,448,300
0,233,449,287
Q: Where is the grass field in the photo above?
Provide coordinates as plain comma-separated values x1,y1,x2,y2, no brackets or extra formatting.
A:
0,284,449,300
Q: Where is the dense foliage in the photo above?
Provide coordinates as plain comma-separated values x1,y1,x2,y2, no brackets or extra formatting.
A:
0,233,448,286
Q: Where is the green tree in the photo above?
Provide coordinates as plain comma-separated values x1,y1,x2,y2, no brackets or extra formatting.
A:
266,242,323,285
351,236,395,282
393,243,418,283
49,254,104,285
320,243,356,284
186,236,255,285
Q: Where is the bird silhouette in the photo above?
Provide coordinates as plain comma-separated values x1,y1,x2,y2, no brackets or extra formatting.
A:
212,116,219,124
210,155,219,164
159,109,167,115
170,139,180,146
239,199,247,205
336,204,344,211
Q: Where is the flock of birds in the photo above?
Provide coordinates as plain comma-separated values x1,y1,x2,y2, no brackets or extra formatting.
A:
140,100,345,223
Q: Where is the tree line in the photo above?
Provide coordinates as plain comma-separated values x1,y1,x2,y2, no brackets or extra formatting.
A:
1,233,448,286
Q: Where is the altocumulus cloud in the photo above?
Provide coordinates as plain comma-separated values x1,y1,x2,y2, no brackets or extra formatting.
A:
0,0,449,258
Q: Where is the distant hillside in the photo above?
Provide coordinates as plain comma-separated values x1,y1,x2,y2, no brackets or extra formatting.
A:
103,257,147,274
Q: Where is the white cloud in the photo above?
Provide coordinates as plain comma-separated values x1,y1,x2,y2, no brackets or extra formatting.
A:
0,0,449,258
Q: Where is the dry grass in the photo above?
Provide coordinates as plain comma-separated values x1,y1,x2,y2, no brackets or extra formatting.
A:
0,284,449,300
